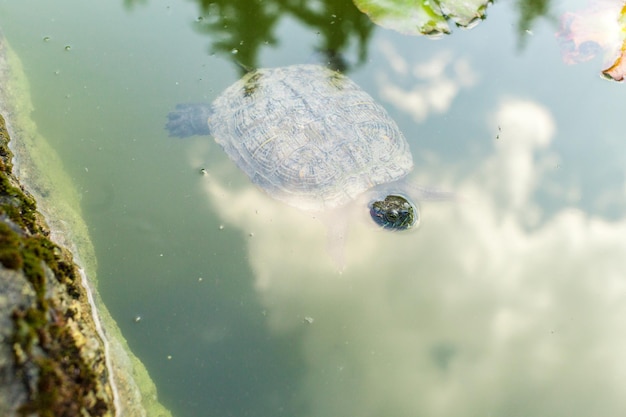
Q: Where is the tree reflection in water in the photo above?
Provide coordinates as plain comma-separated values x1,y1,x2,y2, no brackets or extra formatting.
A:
122,0,554,74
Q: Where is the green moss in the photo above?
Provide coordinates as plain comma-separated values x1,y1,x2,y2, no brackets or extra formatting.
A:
13,302,109,417
0,115,39,234
4,228,113,416
0,221,23,269
0,247,22,269
2,37,173,417
8,237,113,416
1,115,113,416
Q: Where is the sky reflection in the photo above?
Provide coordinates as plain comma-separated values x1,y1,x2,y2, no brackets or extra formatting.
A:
193,69,626,416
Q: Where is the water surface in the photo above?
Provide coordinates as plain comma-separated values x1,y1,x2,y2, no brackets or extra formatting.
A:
1,0,626,416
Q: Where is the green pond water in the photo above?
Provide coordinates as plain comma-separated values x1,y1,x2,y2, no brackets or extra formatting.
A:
2,0,626,416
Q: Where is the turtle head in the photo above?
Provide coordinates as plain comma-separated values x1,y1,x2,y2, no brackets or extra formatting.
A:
369,194,419,230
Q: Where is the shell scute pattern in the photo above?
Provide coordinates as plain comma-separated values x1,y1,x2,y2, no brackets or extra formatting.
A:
208,64,413,211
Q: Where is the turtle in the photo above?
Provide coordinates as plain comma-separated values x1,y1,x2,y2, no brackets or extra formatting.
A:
166,64,424,231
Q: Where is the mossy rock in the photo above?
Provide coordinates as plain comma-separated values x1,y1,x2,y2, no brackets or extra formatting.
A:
0,32,172,417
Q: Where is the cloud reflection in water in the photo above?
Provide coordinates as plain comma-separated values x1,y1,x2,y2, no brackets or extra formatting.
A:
188,90,626,417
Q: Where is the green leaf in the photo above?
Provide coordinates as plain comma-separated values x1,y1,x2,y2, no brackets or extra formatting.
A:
353,0,491,37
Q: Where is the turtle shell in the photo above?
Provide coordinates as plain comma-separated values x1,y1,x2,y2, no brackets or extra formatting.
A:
209,64,413,211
